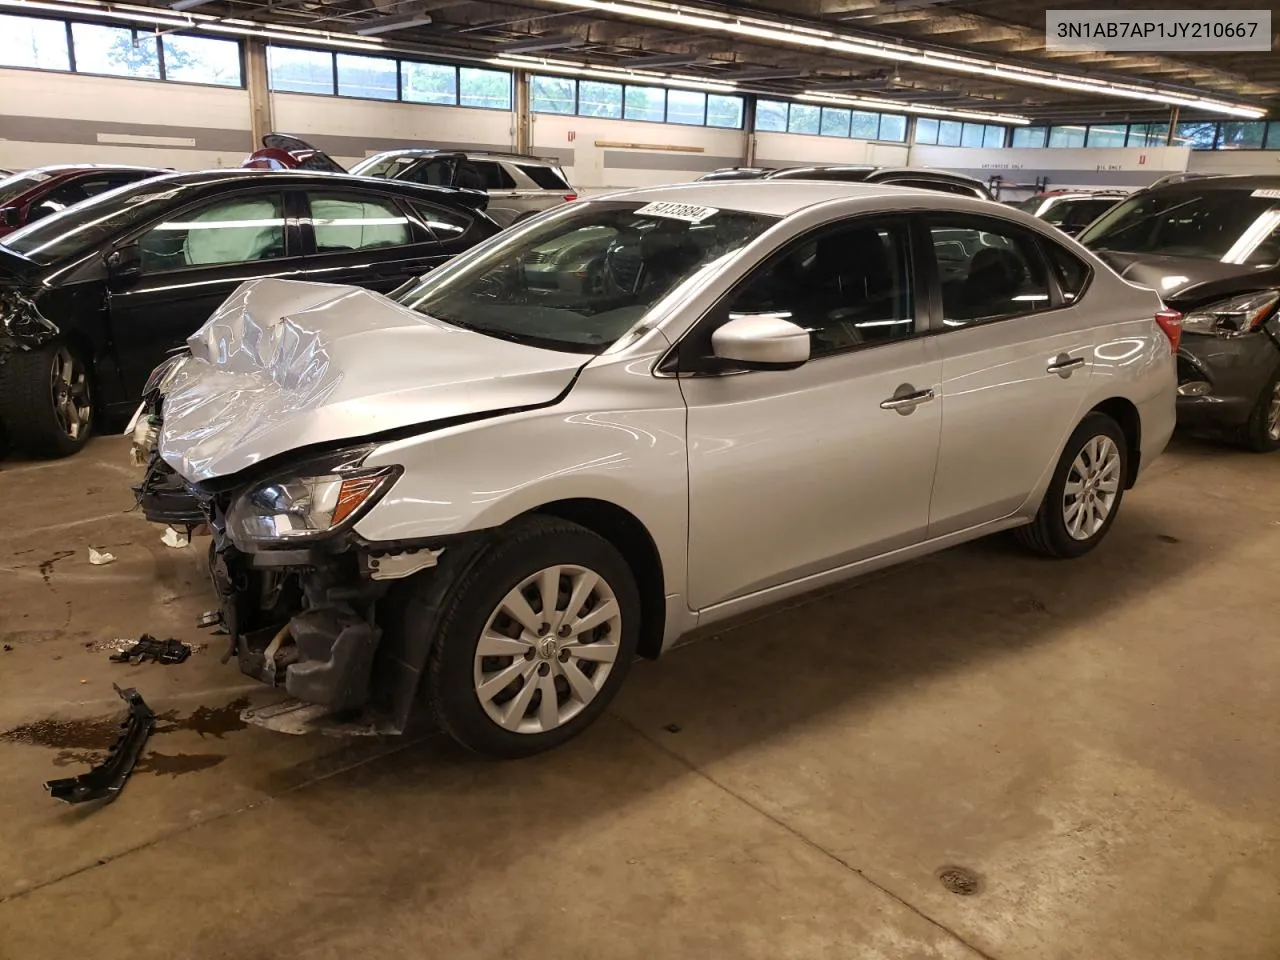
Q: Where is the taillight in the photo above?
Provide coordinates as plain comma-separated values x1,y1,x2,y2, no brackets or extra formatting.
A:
1155,308,1182,354
563,193,577,202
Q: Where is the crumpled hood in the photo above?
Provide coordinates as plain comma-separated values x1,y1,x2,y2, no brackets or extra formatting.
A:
158,278,587,482
1094,250,1279,305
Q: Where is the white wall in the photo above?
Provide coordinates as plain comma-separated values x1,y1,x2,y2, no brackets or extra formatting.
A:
531,112,744,190
270,92,516,167
0,68,250,170
908,144,1191,194
755,131,909,170
1187,150,1280,176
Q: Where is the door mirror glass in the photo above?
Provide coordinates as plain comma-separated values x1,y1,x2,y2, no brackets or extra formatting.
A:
106,243,142,280
711,314,810,369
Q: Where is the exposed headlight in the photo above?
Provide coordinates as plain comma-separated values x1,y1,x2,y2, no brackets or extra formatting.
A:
226,448,400,549
1181,290,1279,337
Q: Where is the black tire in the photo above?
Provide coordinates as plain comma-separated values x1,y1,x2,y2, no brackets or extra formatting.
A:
1242,367,1280,453
1016,412,1129,559
418,516,640,759
0,342,94,458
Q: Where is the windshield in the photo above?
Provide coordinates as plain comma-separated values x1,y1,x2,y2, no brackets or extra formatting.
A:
0,170,57,207
394,199,778,353
1079,188,1280,264
0,178,185,264
1014,197,1047,214
350,154,422,179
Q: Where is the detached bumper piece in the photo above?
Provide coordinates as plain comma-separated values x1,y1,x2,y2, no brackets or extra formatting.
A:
45,685,156,805
109,635,191,665
133,456,208,529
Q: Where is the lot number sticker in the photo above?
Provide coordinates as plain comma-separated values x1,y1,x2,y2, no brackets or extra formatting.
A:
634,201,720,223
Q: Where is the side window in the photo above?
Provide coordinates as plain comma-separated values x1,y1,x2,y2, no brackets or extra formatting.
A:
28,181,93,221
408,201,473,241
1041,240,1091,303
931,223,1051,326
891,177,979,198
471,161,516,190
403,157,455,187
517,164,571,190
137,194,286,273
308,192,411,252
724,220,915,358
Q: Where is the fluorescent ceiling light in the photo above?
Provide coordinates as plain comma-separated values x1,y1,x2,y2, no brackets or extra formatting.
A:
491,54,736,92
505,35,586,53
169,0,215,10
799,90,1029,125
536,0,1266,118
354,13,432,36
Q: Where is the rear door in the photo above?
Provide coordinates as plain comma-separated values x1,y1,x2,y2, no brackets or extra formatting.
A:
107,186,307,395
295,185,473,292
924,213,1099,536
468,160,523,225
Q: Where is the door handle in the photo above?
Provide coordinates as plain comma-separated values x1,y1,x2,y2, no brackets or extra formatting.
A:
880,387,936,413
1047,354,1086,377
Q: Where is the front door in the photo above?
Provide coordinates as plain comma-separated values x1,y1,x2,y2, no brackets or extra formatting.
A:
679,216,943,610
924,216,1099,536
107,188,307,397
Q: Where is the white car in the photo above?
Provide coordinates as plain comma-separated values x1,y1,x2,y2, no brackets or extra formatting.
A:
131,181,1178,757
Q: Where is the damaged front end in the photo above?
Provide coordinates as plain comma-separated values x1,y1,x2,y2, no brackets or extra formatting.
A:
134,421,442,736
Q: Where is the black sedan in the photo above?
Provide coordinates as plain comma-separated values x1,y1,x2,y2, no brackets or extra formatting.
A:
0,170,498,456
1079,175,1280,452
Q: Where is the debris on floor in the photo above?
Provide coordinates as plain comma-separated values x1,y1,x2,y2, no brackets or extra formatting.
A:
3,644,12,653
88,547,117,565
161,526,190,549
44,685,156,805
109,635,192,665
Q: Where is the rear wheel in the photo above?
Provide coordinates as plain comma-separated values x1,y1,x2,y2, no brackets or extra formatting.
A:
421,517,640,758
0,342,94,458
1016,412,1128,559
1243,369,1280,453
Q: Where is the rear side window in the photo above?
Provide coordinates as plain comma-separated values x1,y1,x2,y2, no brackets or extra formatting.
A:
517,164,571,191
1041,240,1092,302
409,201,473,241
308,192,411,252
930,223,1051,326
470,161,516,190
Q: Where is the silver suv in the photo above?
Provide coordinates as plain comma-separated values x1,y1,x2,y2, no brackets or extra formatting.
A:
350,150,577,226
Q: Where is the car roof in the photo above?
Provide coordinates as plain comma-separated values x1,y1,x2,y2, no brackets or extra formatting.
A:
594,180,986,217
366,148,560,165
6,164,169,177
105,167,484,199
1141,173,1280,193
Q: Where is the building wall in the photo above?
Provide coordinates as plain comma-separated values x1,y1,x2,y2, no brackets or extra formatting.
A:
530,112,744,190
908,144,1192,196
1187,150,1280,176
755,132,909,170
269,92,517,168
0,67,250,170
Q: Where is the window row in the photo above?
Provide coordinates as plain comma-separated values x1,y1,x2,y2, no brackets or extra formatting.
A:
1,13,242,86
755,100,908,143
1010,121,1280,151
529,75,744,129
913,118,1008,148
266,46,511,110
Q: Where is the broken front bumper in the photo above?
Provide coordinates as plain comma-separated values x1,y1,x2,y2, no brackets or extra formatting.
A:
1175,326,1280,432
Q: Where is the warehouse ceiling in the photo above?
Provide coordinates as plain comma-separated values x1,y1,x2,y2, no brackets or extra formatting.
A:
136,0,1278,121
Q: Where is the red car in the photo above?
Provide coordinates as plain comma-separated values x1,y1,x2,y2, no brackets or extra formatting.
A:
0,165,169,237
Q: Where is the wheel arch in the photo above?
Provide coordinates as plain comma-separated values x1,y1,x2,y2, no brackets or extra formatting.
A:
1089,396,1141,488
522,498,667,660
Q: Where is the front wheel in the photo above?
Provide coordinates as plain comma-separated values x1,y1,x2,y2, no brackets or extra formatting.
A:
1243,369,1280,453
0,342,94,458
1016,412,1128,559
422,517,640,758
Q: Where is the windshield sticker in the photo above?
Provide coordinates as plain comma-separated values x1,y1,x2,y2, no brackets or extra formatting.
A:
1251,189,1280,199
634,201,720,223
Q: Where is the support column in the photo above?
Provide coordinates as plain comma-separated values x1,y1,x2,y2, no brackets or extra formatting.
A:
245,39,273,149
1165,106,1179,146
742,96,756,167
514,70,531,154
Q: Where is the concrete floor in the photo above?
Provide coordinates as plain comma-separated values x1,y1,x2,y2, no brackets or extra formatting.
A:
0,435,1276,960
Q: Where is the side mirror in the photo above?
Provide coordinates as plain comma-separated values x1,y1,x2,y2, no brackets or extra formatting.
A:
711,313,810,370
0,207,19,229
106,243,142,281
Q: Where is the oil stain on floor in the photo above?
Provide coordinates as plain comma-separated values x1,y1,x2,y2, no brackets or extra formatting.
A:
0,697,250,777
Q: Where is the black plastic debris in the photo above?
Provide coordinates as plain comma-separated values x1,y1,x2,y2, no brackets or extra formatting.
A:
109,635,191,665
45,685,156,805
